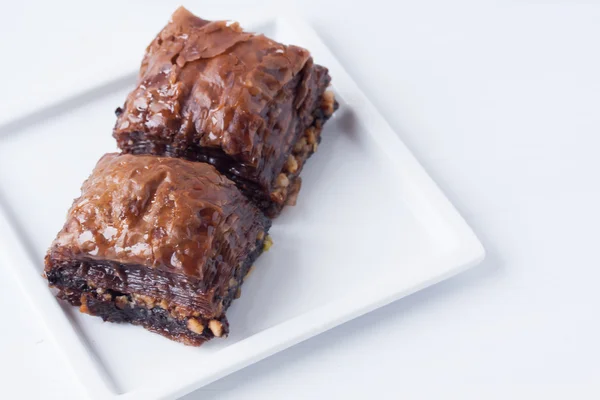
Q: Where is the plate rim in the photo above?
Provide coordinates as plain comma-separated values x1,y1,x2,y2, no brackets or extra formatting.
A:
0,15,485,400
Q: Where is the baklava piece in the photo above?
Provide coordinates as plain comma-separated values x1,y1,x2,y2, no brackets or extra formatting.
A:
113,7,338,217
44,153,270,346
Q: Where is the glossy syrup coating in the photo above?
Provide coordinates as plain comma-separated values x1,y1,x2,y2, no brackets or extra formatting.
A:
46,153,269,285
113,6,332,194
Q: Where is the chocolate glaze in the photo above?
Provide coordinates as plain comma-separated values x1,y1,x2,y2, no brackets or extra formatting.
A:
45,153,270,284
113,7,333,203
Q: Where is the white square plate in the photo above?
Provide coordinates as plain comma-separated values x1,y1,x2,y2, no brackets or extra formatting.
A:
0,16,484,400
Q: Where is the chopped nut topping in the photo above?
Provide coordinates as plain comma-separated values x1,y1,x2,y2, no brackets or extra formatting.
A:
306,127,317,145
235,287,242,299
263,235,273,252
209,320,224,337
322,91,336,116
187,318,205,335
294,137,307,153
115,295,129,309
276,173,290,188
132,294,156,309
159,299,169,309
285,178,301,206
169,305,199,319
79,296,90,314
285,154,299,173
271,188,287,203
257,231,265,241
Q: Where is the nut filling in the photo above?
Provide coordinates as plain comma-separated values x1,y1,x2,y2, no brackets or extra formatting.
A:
269,91,338,208
49,252,256,346
76,288,228,346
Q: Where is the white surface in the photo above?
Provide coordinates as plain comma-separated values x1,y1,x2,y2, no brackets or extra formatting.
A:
0,15,483,400
0,0,599,399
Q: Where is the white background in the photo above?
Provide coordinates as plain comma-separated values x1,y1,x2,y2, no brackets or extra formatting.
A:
1,0,599,398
